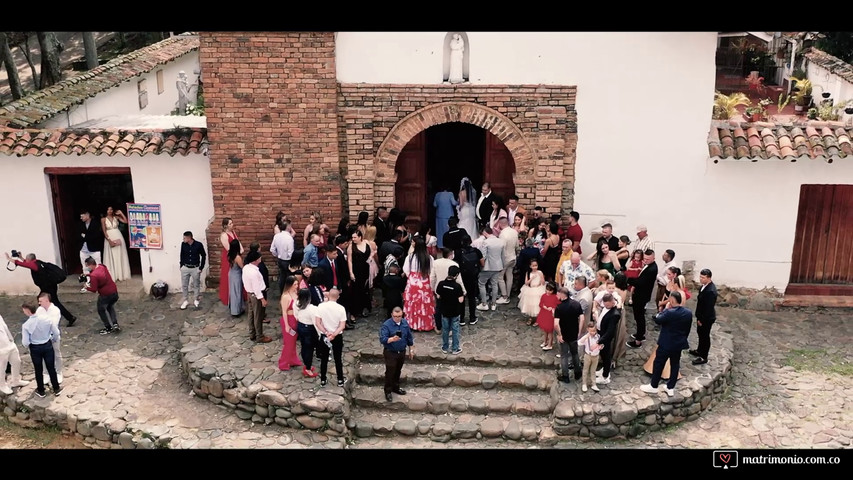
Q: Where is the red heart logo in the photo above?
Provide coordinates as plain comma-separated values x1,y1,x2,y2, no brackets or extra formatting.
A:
719,454,731,464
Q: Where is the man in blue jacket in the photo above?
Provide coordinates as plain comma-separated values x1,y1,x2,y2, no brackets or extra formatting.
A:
640,290,692,397
379,307,415,402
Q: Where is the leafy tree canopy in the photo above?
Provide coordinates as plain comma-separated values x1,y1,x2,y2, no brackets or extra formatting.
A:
815,32,853,63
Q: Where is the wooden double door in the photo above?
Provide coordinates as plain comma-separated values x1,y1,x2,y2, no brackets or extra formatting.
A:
787,184,853,295
394,124,515,231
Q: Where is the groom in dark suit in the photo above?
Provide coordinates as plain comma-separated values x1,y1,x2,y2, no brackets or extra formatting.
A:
626,249,658,348
640,290,692,397
595,293,621,384
475,182,493,229
79,209,104,269
690,268,718,365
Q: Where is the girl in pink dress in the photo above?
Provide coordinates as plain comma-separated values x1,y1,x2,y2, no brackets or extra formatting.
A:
536,281,559,351
278,277,302,371
403,236,436,331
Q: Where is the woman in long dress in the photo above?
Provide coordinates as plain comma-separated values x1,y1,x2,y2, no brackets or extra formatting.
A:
457,177,478,240
347,229,372,320
278,276,303,371
227,239,245,317
101,206,131,281
219,218,243,306
403,236,436,331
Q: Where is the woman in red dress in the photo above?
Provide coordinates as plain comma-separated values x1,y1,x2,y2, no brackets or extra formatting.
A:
278,276,303,371
402,236,436,332
219,217,243,306
536,281,559,351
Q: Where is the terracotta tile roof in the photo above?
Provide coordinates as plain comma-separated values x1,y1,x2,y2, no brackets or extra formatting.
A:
0,34,199,129
0,127,208,157
708,120,853,163
803,47,853,85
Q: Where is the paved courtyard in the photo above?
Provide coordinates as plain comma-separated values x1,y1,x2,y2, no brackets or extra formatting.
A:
0,287,850,449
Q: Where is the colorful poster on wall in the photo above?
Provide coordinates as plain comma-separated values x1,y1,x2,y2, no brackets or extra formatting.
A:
126,203,163,249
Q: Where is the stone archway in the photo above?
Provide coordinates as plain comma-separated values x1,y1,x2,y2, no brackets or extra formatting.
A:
364,102,538,220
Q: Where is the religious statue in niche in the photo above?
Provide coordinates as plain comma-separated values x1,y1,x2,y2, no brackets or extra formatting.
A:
176,70,199,115
448,34,466,84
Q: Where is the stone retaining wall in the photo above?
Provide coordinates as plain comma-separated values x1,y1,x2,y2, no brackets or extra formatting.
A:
3,395,172,449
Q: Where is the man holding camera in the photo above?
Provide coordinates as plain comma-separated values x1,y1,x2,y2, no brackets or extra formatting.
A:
5,251,77,327
83,257,120,335
379,306,415,402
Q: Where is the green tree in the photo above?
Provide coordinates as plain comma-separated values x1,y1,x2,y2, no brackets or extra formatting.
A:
815,32,853,63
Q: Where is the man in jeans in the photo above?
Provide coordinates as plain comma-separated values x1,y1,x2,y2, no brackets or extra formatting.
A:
476,226,504,312
270,219,294,295
21,301,62,398
553,286,584,383
84,257,120,335
436,266,465,354
242,250,270,343
179,231,206,310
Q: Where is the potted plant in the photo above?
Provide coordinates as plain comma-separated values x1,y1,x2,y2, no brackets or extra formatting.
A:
744,98,772,121
712,91,751,120
807,107,818,120
790,76,813,114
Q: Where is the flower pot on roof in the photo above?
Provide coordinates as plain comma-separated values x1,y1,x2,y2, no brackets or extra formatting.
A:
822,92,831,99
845,107,853,115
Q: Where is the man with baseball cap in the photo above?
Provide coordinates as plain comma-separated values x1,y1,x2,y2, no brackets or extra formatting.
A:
633,225,655,254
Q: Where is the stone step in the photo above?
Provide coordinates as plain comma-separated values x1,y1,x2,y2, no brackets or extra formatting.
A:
56,275,146,302
350,384,557,418
347,407,555,443
356,349,557,369
356,362,555,392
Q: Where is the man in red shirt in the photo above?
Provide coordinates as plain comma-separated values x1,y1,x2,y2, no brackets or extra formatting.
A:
565,211,583,254
83,257,120,335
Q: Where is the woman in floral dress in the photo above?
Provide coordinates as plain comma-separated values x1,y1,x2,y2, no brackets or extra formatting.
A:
402,236,435,332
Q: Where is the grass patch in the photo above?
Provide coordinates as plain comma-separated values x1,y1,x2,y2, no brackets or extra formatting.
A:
0,415,66,447
782,348,853,376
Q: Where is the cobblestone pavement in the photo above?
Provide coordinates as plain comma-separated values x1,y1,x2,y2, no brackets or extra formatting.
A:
0,289,850,449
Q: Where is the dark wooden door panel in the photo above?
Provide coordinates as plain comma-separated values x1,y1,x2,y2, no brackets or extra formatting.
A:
484,131,515,201
395,131,426,228
789,184,853,289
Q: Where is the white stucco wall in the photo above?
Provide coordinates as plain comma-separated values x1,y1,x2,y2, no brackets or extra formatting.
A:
806,62,853,118
0,152,214,294
39,52,200,129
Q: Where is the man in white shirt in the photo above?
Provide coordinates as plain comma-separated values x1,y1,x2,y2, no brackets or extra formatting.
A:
496,217,519,304
633,225,655,254
0,314,29,395
22,300,62,397
35,292,64,384
242,251,270,344
430,247,467,334
270,221,295,295
655,249,678,309
316,288,348,387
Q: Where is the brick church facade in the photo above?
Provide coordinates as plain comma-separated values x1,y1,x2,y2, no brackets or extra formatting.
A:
200,32,579,284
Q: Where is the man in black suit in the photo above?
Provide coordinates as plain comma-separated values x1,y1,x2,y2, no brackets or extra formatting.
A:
690,268,718,365
317,246,343,292
475,182,493,228
79,209,104,269
626,249,658,348
640,291,692,397
595,293,621,384
373,206,391,248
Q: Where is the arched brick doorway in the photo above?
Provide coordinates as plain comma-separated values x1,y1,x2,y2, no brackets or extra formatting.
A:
394,122,518,231
362,102,537,225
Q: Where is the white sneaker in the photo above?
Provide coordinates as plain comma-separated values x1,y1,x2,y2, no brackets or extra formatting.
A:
591,384,600,392
476,303,489,311
193,300,200,308
665,387,675,397
180,300,189,310
640,384,659,394
0,386,12,395
10,380,30,388
496,297,510,305
596,376,611,384
581,385,588,392
80,287,88,293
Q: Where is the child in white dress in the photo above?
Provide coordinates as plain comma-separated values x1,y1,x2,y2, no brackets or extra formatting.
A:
517,259,546,320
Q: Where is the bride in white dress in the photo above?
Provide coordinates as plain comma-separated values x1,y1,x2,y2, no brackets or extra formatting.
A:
102,206,132,281
457,177,478,239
